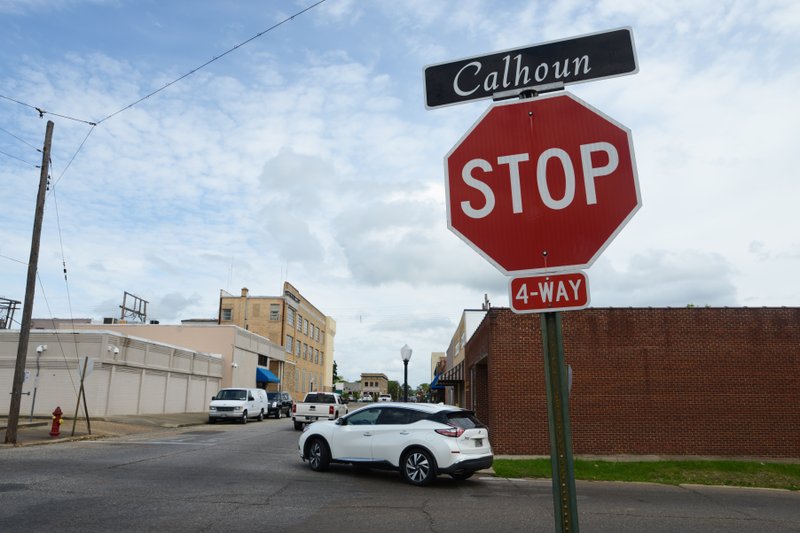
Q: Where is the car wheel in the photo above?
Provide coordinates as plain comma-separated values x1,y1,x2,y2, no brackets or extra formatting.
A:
401,448,436,486
307,438,330,472
208,417,216,424
276,409,282,419
294,421,303,431
257,410,264,422
241,411,248,424
449,472,474,480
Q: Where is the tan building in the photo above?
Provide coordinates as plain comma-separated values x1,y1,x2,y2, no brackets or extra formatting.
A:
360,373,389,400
219,282,335,398
437,310,487,406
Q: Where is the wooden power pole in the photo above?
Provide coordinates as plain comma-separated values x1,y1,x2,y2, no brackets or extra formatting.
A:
5,120,54,444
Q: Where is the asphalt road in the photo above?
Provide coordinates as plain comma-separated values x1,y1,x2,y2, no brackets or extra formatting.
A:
1,418,798,532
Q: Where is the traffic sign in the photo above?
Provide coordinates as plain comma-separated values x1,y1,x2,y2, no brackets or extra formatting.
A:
445,92,641,274
424,27,638,108
510,272,589,313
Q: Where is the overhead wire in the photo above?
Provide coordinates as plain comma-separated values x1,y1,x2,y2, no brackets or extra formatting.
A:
0,148,39,168
0,125,42,152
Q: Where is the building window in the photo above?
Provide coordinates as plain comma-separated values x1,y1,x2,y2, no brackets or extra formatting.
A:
303,343,308,359
285,335,293,353
258,355,268,366
295,340,301,356
287,307,295,327
297,314,303,331
221,308,232,321
303,319,308,336
315,349,319,364
270,304,280,321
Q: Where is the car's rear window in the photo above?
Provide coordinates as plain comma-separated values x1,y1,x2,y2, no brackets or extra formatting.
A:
305,393,335,403
267,393,279,400
433,410,485,429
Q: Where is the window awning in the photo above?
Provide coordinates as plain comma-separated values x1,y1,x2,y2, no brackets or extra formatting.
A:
256,367,280,383
437,361,464,385
430,373,444,390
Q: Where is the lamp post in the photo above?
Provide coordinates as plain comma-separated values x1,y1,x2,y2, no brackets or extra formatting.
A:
400,344,412,402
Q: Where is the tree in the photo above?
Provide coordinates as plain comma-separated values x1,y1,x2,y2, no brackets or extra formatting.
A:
332,360,341,383
387,380,400,400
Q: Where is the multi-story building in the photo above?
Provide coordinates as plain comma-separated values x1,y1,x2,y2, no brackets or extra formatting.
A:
437,310,486,406
219,282,335,398
360,373,388,400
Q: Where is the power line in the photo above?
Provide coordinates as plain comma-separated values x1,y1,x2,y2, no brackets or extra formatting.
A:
95,0,329,125
0,148,39,168
0,125,41,152
0,94,96,125
49,125,95,191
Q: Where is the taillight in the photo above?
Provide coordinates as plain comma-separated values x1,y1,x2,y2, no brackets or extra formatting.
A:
292,404,296,413
329,405,334,415
435,425,465,438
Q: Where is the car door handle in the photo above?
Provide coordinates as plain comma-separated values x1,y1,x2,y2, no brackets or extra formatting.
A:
399,431,410,435
362,432,372,436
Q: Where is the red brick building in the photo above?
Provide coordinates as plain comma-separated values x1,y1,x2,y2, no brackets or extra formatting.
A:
465,307,800,458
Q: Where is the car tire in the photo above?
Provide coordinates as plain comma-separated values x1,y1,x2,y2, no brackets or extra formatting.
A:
208,417,216,424
294,421,303,431
307,438,330,472
401,448,436,486
257,410,264,422
276,409,282,419
241,411,248,424
449,472,474,480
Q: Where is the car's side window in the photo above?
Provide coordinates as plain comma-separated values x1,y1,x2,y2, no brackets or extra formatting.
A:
376,408,412,425
347,408,381,425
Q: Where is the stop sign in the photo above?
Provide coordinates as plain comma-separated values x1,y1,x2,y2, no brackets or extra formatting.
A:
445,92,640,274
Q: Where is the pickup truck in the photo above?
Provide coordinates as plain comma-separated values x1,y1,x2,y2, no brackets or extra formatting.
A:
292,392,348,430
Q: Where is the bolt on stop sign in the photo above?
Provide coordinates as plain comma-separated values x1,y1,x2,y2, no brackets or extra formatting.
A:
445,92,641,274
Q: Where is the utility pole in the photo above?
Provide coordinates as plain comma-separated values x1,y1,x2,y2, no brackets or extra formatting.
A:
5,120,54,445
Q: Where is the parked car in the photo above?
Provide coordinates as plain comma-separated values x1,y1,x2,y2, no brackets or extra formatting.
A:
267,391,293,419
208,387,268,424
378,394,391,402
298,402,493,486
360,394,373,402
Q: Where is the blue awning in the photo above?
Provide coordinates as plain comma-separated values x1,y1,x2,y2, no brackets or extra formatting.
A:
430,373,444,390
256,367,280,383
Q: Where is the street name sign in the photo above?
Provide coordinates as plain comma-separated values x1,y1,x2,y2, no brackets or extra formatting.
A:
424,27,637,108
445,91,641,275
510,272,589,313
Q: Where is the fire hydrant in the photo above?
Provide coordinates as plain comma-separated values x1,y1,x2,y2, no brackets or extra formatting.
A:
49,406,63,437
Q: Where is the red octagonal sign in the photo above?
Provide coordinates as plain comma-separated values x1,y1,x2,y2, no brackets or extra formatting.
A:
445,92,641,274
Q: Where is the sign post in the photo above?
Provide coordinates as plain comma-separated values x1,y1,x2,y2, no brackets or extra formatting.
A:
541,311,579,532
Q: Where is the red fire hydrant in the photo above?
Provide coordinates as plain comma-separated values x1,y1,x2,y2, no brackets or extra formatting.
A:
49,406,63,438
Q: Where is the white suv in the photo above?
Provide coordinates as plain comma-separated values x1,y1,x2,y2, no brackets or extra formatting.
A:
378,394,391,402
298,403,492,486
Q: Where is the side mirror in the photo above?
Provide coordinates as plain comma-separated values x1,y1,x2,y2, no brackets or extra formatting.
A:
249,396,255,402
211,395,216,401
336,418,347,426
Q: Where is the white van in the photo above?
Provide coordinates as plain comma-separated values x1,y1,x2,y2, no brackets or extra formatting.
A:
208,388,268,424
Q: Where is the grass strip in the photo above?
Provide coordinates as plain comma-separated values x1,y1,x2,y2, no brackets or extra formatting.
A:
492,458,800,491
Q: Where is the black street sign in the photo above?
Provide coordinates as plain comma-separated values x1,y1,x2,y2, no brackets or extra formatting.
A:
424,27,638,109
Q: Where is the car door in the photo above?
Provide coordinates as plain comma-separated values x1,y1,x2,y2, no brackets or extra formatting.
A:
370,407,415,466
330,407,380,462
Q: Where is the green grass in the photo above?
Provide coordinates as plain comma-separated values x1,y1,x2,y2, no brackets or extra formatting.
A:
492,458,800,491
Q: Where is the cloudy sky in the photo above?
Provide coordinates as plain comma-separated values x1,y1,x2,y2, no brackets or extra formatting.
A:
1,0,798,388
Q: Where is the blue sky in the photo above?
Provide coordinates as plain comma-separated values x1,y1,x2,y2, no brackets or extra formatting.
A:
1,0,799,387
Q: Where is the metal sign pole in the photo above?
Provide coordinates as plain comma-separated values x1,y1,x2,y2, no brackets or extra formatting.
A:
541,311,579,532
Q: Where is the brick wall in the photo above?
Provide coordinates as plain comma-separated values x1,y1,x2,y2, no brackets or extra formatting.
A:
467,307,800,458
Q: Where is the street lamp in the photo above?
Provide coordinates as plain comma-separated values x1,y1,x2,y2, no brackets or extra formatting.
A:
400,344,412,402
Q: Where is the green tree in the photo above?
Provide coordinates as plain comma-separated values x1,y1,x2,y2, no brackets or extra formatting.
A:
332,360,341,383
388,380,400,400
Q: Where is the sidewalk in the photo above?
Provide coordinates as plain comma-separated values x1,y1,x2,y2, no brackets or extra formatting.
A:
0,412,209,448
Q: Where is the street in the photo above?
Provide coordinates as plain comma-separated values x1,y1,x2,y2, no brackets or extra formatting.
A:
1,419,798,532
